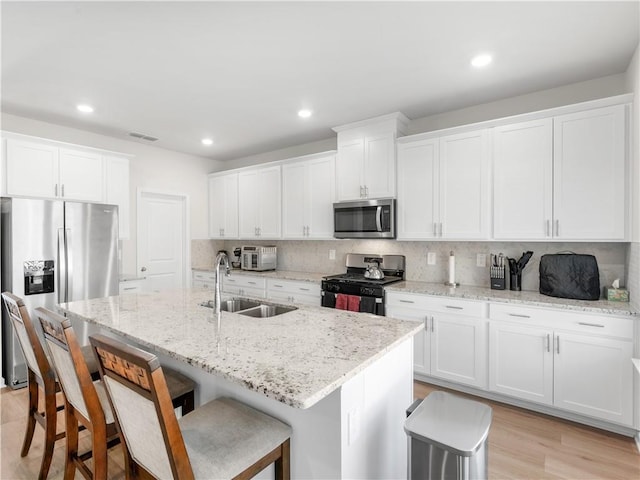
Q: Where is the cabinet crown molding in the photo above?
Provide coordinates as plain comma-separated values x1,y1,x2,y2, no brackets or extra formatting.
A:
332,112,410,135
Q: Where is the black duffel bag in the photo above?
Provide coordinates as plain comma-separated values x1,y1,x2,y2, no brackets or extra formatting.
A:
539,252,600,300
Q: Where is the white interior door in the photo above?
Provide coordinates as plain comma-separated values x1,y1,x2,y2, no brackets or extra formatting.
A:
137,190,188,293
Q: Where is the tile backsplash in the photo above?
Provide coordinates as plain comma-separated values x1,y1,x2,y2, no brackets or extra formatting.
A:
192,238,628,294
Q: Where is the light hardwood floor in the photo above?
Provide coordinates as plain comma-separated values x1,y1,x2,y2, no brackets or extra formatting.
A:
2,381,639,479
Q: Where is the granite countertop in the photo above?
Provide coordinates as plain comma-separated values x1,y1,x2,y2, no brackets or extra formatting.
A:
58,289,421,409
386,281,638,317
191,267,329,283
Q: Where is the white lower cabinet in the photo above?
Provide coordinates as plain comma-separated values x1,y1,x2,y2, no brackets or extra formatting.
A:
386,292,488,389
119,279,145,294
266,279,320,306
489,322,553,405
222,274,266,299
489,303,634,426
192,270,217,289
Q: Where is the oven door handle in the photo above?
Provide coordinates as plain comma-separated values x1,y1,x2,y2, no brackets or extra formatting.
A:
376,206,383,232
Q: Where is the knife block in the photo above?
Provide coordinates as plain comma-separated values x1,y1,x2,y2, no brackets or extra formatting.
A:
490,266,506,290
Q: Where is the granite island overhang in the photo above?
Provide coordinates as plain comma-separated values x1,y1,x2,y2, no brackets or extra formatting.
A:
58,288,422,479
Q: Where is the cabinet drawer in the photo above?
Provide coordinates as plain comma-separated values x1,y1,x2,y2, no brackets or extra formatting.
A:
193,271,216,283
386,292,433,309
489,303,634,339
223,275,266,289
387,292,487,317
267,279,320,296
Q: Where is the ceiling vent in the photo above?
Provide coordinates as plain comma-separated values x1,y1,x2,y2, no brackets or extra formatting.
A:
128,131,158,142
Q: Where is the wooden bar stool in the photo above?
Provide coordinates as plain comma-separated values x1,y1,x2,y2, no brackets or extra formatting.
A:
35,307,198,479
89,333,292,480
0,292,100,480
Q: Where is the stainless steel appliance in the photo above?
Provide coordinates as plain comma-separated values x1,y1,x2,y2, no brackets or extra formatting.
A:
1,197,119,388
333,198,396,239
240,245,277,271
321,254,405,316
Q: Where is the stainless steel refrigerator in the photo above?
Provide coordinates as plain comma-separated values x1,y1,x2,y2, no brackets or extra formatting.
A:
1,197,119,388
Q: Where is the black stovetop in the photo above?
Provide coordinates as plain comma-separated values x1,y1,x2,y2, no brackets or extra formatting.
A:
323,272,404,287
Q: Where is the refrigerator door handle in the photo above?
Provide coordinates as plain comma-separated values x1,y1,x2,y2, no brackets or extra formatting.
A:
65,228,73,302
58,228,67,303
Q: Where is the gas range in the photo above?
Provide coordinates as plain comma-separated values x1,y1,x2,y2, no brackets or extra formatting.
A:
321,254,406,316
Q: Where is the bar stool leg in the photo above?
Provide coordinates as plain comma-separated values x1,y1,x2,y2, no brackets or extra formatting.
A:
39,387,58,480
64,404,79,480
21,373,38,457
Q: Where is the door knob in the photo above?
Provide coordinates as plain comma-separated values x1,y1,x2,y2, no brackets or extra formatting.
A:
140,266,147,272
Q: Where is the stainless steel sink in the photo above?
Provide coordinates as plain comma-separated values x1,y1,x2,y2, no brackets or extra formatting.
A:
199,298,296,317
236,304,298,318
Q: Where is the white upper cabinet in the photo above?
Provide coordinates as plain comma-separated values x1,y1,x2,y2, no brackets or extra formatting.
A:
397,139,439,239
397,129,490,240
58,147,104,202
333,113,408,201
493,118,553,239
208,172,238,239
553,105,626,240
493,105,627,241
2,136,131,227
439,129,490,239
104,155,131,239
282,152,336,239
238,165,281,239
5,138,59,198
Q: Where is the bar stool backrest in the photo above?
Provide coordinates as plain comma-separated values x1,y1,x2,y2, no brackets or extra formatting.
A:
36,308,106,425
90,334,193,479
2,292,47,381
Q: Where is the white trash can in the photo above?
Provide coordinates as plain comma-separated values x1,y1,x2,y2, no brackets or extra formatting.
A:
405,391,492,480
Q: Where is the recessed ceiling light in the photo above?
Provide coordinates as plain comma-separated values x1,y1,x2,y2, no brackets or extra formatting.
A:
471,54,492,68
201,138,214,146
76,104,94,113
298,109,312,118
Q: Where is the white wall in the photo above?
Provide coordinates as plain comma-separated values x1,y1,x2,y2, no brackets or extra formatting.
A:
218,73,629,170
408,73,627,134
1,113,222,275
623,43,639,312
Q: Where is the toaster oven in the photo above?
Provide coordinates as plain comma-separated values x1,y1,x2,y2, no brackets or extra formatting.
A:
241,246,277,271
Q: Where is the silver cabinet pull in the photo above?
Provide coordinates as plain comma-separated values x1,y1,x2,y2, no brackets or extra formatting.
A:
508,313,531,318
431,316,435,332
545,220,550,237
445,305,463,310
439,223,443,237
424,316,429,331
248,281,257,285
555,219,559,236
546,334,550,352
299,287,310,291
273,284,283,288
432,223,437,236
359,186,364,197
61,184,65,197
556,335,560,354
123,287,136,291
55,184,59,197
365,186,369,197
398,299,415,304
578,322,605,328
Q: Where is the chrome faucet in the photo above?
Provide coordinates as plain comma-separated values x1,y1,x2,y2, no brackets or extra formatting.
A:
214,251,231,316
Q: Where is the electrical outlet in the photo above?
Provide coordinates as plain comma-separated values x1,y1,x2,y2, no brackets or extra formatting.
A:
427,252,436,265
329,249,336,260
476,253,487,267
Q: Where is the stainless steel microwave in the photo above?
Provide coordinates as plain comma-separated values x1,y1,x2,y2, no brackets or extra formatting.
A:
333,199,396,239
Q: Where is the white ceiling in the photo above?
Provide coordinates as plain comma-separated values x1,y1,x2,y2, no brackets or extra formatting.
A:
2,1,639,161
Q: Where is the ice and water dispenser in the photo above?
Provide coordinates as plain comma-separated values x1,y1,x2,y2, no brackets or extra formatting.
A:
23,260,54,295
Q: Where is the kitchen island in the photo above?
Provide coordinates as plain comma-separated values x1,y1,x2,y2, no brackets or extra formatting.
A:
58,288,421,479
